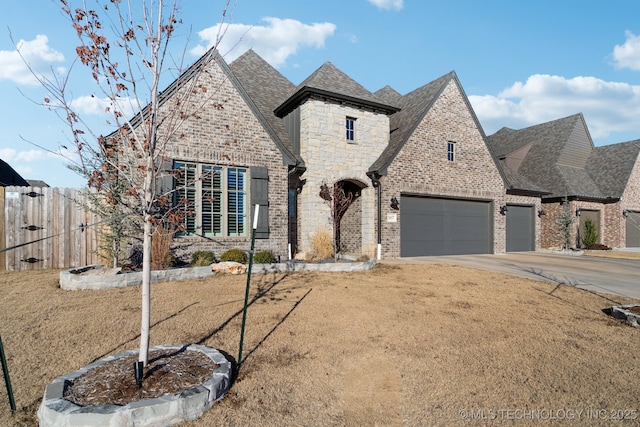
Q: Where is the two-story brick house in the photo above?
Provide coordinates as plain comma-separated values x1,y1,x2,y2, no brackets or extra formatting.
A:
147,48,515,260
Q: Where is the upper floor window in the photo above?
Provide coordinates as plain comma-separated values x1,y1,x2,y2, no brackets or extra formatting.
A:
174,162,247,237
346,117,356,142
447,141,455,162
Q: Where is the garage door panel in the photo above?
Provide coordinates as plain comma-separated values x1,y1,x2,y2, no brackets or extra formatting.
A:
506,205,534,252
627,212,640,247
401,196,492,256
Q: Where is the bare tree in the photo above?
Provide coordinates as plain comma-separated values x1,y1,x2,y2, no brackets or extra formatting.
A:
21,0,234,365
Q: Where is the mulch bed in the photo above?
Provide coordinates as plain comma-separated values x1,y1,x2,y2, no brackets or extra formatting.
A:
63,348,218,407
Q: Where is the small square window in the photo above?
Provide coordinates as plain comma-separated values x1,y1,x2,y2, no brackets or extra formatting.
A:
447,141,455,162
346,117,355,141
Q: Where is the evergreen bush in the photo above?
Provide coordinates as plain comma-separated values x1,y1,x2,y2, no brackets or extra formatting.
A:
254,250,276,264
582,218,599,247
220,248,248,264
190,250,216,266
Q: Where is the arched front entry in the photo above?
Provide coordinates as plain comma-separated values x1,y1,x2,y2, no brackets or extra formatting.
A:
332,179,366,255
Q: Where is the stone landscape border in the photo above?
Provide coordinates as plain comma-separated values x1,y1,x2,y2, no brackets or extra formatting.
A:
611,305,640,327
60,259,377,291
37,344,231,427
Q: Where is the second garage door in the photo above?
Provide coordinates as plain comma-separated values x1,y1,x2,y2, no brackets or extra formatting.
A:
626,211,640,247
400,196,493,257
506,205,535,252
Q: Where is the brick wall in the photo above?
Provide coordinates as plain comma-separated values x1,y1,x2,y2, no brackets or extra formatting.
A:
157,57,291,261
380,80,506,258
621,157,640,247
541,200,624,249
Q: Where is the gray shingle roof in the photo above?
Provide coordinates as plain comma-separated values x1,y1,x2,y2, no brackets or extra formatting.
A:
586,139,640,198
230,49,303,167
368,72,454,175
0,158,29,186
498,163,551,195
486,113,623,200
274,61,399,117
374,85,402,104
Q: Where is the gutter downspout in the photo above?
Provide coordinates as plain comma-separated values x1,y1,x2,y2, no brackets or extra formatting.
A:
368,172,382,260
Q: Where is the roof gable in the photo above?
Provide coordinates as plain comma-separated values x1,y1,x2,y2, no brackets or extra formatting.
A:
374,85,402,104
230,49,303,166
368,71,455,175
487,114,610,200
274,61,399,117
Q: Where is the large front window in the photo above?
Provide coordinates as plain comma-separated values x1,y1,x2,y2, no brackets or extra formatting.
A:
174,162,247,237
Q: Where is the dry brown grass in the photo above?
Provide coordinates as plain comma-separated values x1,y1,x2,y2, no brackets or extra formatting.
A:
310,229,334,260
1,263,640,426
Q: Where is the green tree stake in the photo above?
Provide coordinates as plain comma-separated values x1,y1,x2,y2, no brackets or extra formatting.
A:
238,204,259,370
0,335,16,412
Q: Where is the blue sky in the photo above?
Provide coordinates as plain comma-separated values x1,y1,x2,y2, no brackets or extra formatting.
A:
1,0,640,188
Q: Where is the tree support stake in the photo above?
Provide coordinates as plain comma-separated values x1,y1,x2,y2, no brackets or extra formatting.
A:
0,335,16,412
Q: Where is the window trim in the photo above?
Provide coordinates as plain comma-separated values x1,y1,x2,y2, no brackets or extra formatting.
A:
346,116,356,142
447,141,456,162
174,161,247,237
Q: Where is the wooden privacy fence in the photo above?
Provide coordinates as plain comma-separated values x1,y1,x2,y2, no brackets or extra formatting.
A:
1,186,101,271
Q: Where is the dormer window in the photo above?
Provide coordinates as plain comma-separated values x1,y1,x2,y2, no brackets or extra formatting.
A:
346,117,356,142
447,141,455,162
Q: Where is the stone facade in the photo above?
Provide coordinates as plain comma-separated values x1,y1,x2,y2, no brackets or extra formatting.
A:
379,81,506,258
160,58,291,261
296,98,390,256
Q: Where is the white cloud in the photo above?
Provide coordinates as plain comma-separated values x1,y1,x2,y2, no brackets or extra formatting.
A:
0,147,47,163
469,74,640,140
368,0,403,11
0,35,65,86
70,95,136,118
191,17,336,67
612,31,640,71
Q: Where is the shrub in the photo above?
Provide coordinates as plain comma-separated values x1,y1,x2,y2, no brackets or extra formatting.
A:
556,208,575,249
254,250,276,264
311,229,334,260
190,250,216,266
220,248,248,264
582,218,599,247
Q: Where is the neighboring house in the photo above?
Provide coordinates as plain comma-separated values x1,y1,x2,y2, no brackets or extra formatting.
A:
26,180,50,187
486,113,640,249
139,49,512,260
0,159,30,187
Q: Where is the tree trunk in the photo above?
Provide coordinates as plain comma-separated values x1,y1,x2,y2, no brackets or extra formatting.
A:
139,215,152,366
139,162,155,366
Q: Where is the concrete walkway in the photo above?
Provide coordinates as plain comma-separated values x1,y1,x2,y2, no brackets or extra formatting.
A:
383,251,640,299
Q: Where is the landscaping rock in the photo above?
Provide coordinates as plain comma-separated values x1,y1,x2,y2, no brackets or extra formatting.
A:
210,261,247,275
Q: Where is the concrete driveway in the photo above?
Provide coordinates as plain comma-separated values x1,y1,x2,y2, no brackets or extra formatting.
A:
384,251,640,299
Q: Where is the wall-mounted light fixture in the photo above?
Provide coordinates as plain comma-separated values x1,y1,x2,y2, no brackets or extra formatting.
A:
499,205,508,215
623,209,630,218
296,179,307,194
538,209,546,218
390,197,400,210
575,208,581,217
